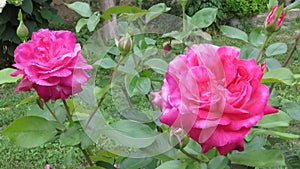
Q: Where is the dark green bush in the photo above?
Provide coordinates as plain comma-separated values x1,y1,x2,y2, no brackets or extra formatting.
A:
0,0,64,69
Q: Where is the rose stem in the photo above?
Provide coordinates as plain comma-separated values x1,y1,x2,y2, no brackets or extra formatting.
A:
84,55,125,128
180,147,203,163
255,35,270,62
269,30,300,93
62,99,73,122
44,101,60,123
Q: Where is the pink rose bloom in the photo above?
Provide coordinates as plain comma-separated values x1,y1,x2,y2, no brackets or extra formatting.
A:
11,29,92,101
266,5,284,27
151,44,278,155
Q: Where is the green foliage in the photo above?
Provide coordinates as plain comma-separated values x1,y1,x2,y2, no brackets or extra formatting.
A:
0,68,21,84
0,0,64,69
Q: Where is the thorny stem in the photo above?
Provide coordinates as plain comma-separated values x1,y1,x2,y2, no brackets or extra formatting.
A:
255,35,270,62
62,99,73,122
44,101,60,123
84,55,125,128
269,30,300,93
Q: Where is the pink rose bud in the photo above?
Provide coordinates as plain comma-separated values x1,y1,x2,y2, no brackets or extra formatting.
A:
118,33,132,55
45,164,50,169
163,44,171,56
265,5,285,33
11,29,93,101
114,164,120,168
151,44,278,155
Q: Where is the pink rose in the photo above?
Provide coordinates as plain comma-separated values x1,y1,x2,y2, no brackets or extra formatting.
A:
11,29,92,101
266,5,285,28
151,44,278,155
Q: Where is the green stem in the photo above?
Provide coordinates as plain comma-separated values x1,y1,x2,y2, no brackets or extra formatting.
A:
62,99,73,122
44,101,60,123
84,55,125,128
182,6,186,32
180,148,203,163
79,145,94,166
255,35,269,62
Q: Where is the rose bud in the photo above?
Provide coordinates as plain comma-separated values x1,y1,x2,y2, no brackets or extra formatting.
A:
16,20,29,42
118,33,132,56
265,5,285,33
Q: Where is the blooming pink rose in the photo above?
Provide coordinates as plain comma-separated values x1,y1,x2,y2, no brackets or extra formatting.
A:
151,44,278,155
266,5,285,27
11,29,92,101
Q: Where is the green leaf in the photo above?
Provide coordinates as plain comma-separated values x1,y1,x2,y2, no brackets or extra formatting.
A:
220,25,248,42
120,157,153,169
101,5,148,20
281,102,300,121
126,76,151,97
64,149,76,168
228,149,285,167
87,13,100,32
191,30,212,41
261,67,294,85
249,128,300,140
3,116,58,148
191,8,217,28
81,132,94,149
76,18,88,33
21,0,33,14
240,45,259,60
145,3,170,23
156,160,187,169
144,58,168,75
105,120,157,148
208,156,228,169
285,0,300,10
162,31,189,42
0,68,22,85
265,58,282,70
265,42,287,56
184,139,202,156
90,150,117,163
94,57,117,69
65,2,92,17
249,28,265,47
120,108,151,123
256,110,291,128
60,128,82,146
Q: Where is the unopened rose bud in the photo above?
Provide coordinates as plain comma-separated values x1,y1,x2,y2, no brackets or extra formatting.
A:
265,5,285,34
16,20,29,42
118,33,132,55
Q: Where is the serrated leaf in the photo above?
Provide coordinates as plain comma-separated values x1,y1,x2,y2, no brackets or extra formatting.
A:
191,8,217,28
144,58,168,75
0,68,22,85
265,42,287,56
281,102,300,121
65,2,92,17
3,116,58,148
261,67,294,85
75,18,88,33
229,149,285,167
265,58,282,70
220,25,248,42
